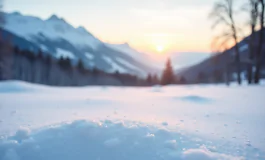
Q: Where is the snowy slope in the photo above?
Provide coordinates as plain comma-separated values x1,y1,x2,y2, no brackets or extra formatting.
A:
105,43,156,68
4,12,101,50
3,12,156,77
0,81,265,160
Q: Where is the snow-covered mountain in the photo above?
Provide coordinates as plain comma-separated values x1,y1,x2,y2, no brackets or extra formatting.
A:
105,43,155,67
3,12,156,77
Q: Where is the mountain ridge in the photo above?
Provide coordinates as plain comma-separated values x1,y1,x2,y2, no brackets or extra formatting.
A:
3,11,156,77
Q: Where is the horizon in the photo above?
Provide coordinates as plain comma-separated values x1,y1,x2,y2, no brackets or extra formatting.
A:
4,0,216,55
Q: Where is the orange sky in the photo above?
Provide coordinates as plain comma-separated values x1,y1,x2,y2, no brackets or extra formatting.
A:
5,0,217,55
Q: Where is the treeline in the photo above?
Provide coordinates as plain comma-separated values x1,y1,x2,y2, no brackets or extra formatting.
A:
0,41,158,86
159,59,226,85
0,39,240,86
1,39,189,86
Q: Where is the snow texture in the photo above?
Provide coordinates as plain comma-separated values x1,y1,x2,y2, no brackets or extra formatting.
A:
0,81,265,160
4,13,101,50
55,48,76,59
116,57,145,75
102,56,127,73
85,52,94,59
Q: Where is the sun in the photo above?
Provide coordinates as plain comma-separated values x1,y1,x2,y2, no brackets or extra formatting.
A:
156,45,164,53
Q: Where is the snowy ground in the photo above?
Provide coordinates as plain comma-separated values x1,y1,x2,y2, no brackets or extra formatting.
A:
0,81,265,160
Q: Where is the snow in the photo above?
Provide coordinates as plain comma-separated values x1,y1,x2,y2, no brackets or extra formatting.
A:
40,44,48,52
102,56,127,73
85,52,95,59
55,48,76,59
105,43,155,68
0,81,265,160
106,43,144,61
116,57,145,75
4,12,101,50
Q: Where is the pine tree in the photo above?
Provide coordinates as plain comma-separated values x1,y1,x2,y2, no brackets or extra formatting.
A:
161,59,175,85
77,60,85,73
179,76,187,84
146,73,152,85
152,74,159,85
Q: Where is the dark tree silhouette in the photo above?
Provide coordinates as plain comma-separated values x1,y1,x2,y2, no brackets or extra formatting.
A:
210,0,242,85
161,59,175,85
243,0,259,84
0,0,4,27
254,0,265,84
152,74,159,85
77,60,86,73
146,73,152,85
58,57,72,70
213,70,223,83
197,72,207,83
179,76,187,84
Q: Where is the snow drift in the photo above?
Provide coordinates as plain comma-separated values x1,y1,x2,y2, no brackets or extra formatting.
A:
0,120,244,160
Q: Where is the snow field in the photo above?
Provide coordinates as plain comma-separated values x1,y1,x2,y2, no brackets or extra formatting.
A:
0,81,265,160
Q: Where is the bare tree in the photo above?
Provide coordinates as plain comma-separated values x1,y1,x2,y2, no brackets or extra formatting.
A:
242,0,259,84
210,0,242,85
254,0,265,84
0,0,4,27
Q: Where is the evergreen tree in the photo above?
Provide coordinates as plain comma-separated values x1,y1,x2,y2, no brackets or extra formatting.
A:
213,70,223,83
197,72,207,83
92,67,100,75
179,76,187,84
58,57,71,70
161,59,175,85
77,60,85,73
152,74,159,85
146,73,152,85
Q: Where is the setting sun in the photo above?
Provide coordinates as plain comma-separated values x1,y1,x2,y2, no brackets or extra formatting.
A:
156,45,164,53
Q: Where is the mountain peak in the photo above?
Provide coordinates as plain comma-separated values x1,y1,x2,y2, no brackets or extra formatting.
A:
119,42,131,48
47,14,65,22
77,26,87,32
11,11,22,16
76,26,93,36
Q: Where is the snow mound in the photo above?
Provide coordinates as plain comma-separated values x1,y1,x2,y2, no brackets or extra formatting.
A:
175,95,213,103
151,85,162,92
182,148,245,160
0,120,245,160
0,81,46,93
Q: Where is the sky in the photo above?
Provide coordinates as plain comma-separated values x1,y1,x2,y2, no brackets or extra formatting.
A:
4,0,217,55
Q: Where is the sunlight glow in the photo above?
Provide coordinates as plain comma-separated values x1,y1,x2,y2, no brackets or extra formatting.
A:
156,45,164,53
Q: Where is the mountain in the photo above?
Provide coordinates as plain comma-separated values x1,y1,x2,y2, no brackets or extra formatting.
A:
177,31,265,83
170,52,210,70
2,12,156,77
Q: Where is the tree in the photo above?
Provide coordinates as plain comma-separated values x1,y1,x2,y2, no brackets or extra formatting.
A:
243,0,259,84
197,72,207,83
152,74,159,85
254,0,265,84
146,73,152,85
179,76,187,84
210,0,242,85
77,60,86,73
58,57,71,70
213,70,223,83
0,0,4,28
161,59,175,85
